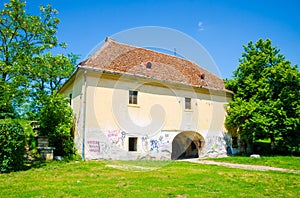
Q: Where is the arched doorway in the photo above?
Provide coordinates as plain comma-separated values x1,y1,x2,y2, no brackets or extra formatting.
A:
171,131,204,160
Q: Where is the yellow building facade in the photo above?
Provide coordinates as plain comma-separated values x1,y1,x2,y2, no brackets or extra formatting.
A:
60,38,232,160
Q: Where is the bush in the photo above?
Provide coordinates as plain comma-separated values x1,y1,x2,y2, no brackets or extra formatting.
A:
253,142,272,156
18,120,38,161
0,119,26,173
38,93,75,157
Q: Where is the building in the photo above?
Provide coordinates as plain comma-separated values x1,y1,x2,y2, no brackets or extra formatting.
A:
59,38,233,160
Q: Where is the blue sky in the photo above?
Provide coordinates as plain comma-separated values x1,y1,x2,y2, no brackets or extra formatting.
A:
10,0,300,78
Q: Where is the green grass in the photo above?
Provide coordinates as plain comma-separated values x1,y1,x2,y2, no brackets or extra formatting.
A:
206,156,300,170
0,159,299,197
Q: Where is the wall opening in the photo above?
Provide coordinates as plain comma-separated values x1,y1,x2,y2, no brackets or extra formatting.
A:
146,62,152,69
171,131,204,160
69,93,72,105
128,137,137,151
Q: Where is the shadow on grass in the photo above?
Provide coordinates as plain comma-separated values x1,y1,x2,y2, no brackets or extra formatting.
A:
23,159,47,171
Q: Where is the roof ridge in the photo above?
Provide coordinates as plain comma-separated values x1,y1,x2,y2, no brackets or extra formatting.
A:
106,37,197,65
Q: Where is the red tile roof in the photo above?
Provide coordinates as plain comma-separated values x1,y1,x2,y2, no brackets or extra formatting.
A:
79,38,227,91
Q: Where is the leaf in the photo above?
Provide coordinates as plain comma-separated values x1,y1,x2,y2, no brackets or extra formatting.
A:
225,38,300,154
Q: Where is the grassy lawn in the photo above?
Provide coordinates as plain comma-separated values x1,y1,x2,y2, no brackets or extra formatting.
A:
0,160,299,198
205,156,300,170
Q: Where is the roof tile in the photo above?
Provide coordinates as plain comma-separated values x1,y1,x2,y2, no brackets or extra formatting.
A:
79,38,227,91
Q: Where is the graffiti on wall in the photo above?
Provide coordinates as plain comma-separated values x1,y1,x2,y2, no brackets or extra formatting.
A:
87,140,100,153
86,129,127,158
107,130,126,146
150,135,170,152
205,135,226,154
141,135,149,152
87,140,111,154
86,130,174,159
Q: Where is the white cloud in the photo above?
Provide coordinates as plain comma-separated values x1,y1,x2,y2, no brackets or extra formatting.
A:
198,21,204,31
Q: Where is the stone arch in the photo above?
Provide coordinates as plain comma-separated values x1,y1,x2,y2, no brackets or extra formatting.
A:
171,131,205,160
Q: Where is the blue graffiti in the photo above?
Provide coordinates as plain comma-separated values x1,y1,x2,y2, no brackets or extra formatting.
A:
150,139,159,152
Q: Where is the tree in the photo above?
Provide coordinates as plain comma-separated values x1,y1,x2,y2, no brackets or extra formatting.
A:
38,93,75,157
0,0,78,160
26,52,77,118
0,0,77,117
225,39,300,155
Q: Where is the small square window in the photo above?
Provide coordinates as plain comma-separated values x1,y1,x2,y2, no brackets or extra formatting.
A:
185,97,191,110
128,137,137,151
129,90,138,105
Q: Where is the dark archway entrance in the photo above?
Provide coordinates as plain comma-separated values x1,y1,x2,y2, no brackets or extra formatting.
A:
171,131,204,160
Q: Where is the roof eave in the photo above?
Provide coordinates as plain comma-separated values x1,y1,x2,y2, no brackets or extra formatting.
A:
78,65,233,95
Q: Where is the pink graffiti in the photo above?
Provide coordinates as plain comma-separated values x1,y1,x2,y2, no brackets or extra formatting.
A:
107,130,124,144
87,140,100,153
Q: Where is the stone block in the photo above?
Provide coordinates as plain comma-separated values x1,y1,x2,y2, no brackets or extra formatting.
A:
250,154,260,158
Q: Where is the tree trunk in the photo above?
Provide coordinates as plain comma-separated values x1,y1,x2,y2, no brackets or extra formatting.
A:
246,139,254,155
270,135,275,152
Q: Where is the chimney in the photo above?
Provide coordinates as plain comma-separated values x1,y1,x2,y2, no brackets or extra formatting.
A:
105,37,114,42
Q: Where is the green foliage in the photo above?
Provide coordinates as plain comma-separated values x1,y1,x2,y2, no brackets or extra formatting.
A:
0,0,78,164
0,119,26,173
0,0,78,118
18,119,36,152
26,52,78,118
0,0,59,115
225,38,300,155
38,93,75,157
0,100,16,119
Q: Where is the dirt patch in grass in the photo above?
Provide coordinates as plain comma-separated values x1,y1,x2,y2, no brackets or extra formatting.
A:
181,158,300,174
